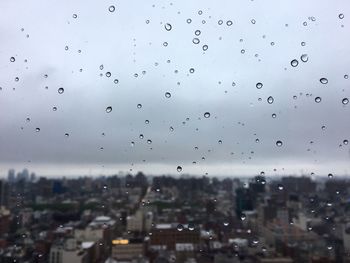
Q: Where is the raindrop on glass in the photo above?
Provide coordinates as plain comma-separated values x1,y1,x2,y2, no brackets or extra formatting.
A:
300,54,308,62
276,140,283,147
106,106,112,113
342,98,349,105
339,14,344,19
137,104,142,109
192,38,200,44
320,78,328,84
226,20,233,26
109,5,115,12
164,23,172,31
35,128,40,132
256,82,263,89
10,57,15,62
267,96,274,104
165,92,171,98
177,166,182,172
204,112,210,118
177,224,184,231
202,45,208,51
291,59,299,67
58,88,64,94
315,97,322,103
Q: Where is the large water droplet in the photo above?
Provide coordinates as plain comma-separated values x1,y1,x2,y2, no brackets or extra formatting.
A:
300,54,308,62
10,57,15,62
105,72,111,77
108,5,115,12
226,20,233,26
240,213,246,221
204,112,211,118
106,106,112,113
177,224,184,231
339,13,344,19
165,92,171,98
256,82,263,89
189,68,195,73
343,139,348,145
342,98,349,105
276,140,283,147
58,88,64,94
315,97,322,103
320,78,328,84
192,38,200,44
291,59,299,67
177,166,182,172
328,173,333,179
164,23,172,31
188,223,195,231
147,139,152,144
267,96,274,104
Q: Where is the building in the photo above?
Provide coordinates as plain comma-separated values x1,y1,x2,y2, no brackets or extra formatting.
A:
111,238,144,260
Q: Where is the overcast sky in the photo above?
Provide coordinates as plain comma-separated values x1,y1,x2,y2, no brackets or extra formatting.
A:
0,0,349,177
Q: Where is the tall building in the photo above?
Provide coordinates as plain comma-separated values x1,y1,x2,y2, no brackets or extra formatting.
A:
0,180,9,208
7,169,15,183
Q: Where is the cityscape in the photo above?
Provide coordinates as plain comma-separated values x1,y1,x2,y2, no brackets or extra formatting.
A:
0,169,350,262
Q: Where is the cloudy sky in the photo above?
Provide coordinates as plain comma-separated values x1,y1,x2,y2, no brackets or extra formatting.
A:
0,0,349,177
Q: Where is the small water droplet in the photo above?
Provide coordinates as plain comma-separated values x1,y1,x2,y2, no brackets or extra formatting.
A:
277,184,284,190
147,139,152,144
177,224,184,231
164,23,172,31
223,222,229,226
204,112,210,118
272,113,277,118
240,213,246,221
10,57,15,62
218,20,223,25
344,74,349,79
188,223,195,231
109,5,115,12
169,126,174,132
105,72,111,77
339,13,344,19
256,82,263,89
291,59,299,67
177,166,182,172
342,98,349,105
65,133,69,137
267,96,274,104
186,18,192,24
226,20,233,26
58,88,64,94
202,45,208,51
53,106,57,111
328,173,333,179
300,54,308,62
251,19,256,24
114,79,119,84
165,92,171,98
189,68,195,73
315,97,322,103
106,106,112,113
343,139,348,145
145,120,150,124
276,140,283,147
139,134,144,139
192,38,200,44
131,141,135,147
320,78,328,84
35,128,40,132
195,30,201,36
72,14,77,19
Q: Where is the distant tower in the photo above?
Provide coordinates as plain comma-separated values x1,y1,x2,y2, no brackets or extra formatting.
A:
0,180,9,208
7,169,15,183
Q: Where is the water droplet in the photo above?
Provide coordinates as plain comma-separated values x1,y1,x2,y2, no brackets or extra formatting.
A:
35,128,40,132
204,112,210,118
240,213,246,221
202,45,208,51
226,20,233,26
192,38,200,44
344,74,349,79
15,77,19,82
65,133,69,137
100,64,104,70
177,224,184,231
256,82,263,89
26,117,30,122
114,79,119,84
195,30,201,36
58,88,64,94
163,42,168,47
315,97,322,103
277,184,284,190
53,106,57,111
218,20,223,25
189,68,195,73
106,106,112,113
267,96,274,104
320,78,328,84
177,166,182,172
165,92,171,98
255,138,260,143
291,59,299,67
186,18,192,24
321,125,326,130
276,140,283,147
343,139,348,145
10,57,15,62
300,54,308,62
164,23,172,31
251,19,256,24
72,14,77,19
145,120,150,124
109,5,115,12
223,222,229,226
169,126,174,132
272,113,277,118
339,13,344,19
188,223,195,231
105,72,111,77
342,98,349,105
147,139,152,144
137,104,142,109
328,173,333,179
131,141,135,147
139,134,144,139
65,46,69,51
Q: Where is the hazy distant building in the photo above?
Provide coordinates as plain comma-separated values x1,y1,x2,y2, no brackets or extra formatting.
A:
7,169,15,183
